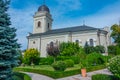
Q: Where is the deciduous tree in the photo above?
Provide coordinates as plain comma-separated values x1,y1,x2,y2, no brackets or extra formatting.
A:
111,24,120,46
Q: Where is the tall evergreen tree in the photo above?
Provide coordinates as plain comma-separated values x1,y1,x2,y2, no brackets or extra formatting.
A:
0,0,20,80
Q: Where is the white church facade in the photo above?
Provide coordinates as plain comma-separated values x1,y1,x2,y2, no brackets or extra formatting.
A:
27,4,111,57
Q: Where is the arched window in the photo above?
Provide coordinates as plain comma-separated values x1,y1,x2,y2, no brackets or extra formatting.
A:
38,21,41,27
50,42,54,47
75,40,79,44
89,39,94,46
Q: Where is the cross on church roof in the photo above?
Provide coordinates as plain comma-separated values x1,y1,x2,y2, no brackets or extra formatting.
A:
83,20,85,26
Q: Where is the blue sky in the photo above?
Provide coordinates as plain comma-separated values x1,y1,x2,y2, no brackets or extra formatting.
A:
9,0,120,50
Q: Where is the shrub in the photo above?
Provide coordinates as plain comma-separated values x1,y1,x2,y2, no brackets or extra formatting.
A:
56,56,80,64
64,59,74,68
60,42,80,56
86,52,105,66
103,55,111,64
71,56,81,64
47,42,60,62
39,57,54,65
23,49,40,65
13,72,31,80
84,44,105,54
52,61,66,71
92,74,119,80
95,45,105,53
56,56,70,61
108,45,117,55
116,46,120,55
108,55,120,79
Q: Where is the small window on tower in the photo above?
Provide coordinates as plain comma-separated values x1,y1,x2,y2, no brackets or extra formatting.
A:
38,21,41,27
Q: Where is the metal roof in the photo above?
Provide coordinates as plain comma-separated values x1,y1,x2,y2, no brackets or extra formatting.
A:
38,5,50,13
28,25,100,37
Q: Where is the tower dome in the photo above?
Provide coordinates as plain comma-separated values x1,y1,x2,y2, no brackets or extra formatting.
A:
38,5,50,13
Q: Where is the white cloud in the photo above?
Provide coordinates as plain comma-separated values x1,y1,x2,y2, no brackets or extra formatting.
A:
9,6,36,50
56,0,81,10
51,0,81,18
81,0,120,28
54,0,120,28
9,0,120,50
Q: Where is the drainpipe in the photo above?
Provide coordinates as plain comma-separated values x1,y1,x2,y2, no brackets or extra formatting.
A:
69,31,72,42
97,29,101,45
40,36,41,52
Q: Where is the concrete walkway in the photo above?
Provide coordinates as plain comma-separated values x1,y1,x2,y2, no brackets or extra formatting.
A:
24,72,53,80
25,69,112,80
57,69,112,80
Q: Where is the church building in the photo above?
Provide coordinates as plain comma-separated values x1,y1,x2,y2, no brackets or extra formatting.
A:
27,4,111,57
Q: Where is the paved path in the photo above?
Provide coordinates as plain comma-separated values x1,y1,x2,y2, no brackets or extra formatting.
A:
57,69,113,80
24,72,53,80
24,69,112,80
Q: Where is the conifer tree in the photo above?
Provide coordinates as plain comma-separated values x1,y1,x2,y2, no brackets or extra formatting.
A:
0,0,20,80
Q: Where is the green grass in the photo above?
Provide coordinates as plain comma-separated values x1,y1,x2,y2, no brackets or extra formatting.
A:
13,64,106,79
18,64,81,71
66,64,81,71
19,65,54,71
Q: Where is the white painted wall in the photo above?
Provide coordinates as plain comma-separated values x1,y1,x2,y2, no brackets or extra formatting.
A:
28,38,40,50
28,30,109,57
40,34,68,57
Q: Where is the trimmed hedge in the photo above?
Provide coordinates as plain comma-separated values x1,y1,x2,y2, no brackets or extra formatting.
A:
87,65,106,72
13,65,106,79
92,74,119,80
13,67,80,79
64,59,74,68
52,61,67,71
86,52,105,66
56,56,80,64
13,72,31,80
39,57,54,65
71,56,80,64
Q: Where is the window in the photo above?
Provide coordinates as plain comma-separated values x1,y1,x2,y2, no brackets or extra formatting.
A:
89,39,94,46
75,40,79,44
50,42,54,47
33,41,35,44
48,23,50,29
38,21,41,27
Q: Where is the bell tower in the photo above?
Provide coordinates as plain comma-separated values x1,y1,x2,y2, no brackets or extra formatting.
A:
33,2,53,33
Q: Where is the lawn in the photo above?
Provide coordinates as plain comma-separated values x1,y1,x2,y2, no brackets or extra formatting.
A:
18,64,81,71
19,65,54,71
